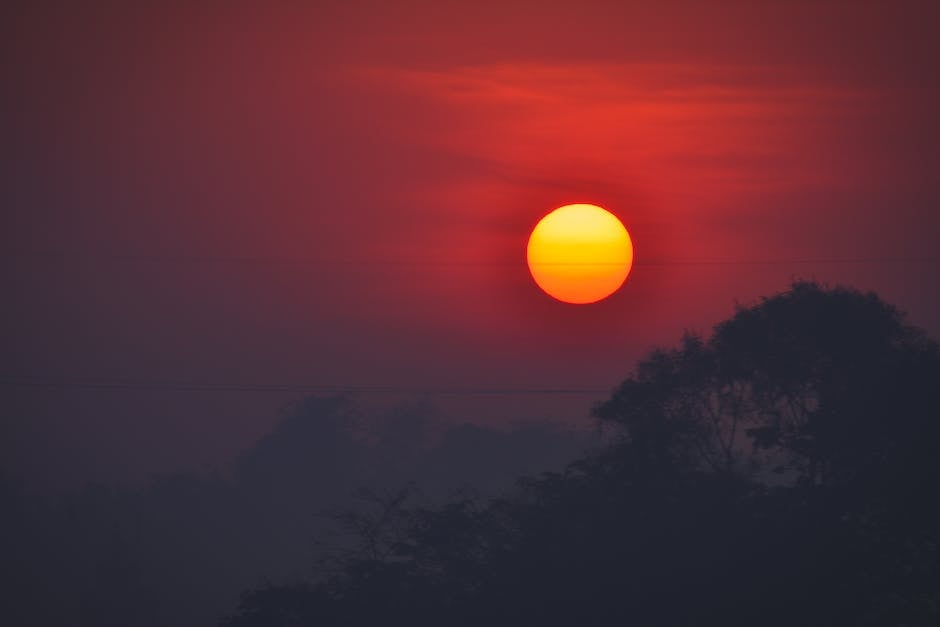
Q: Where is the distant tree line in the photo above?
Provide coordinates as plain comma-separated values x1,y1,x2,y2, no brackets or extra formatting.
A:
1,399,589,626
222,281,940,626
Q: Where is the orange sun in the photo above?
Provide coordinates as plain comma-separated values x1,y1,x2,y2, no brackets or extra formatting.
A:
526,203,634,304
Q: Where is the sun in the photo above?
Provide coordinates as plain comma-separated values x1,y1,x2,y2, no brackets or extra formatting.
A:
526,203,634,304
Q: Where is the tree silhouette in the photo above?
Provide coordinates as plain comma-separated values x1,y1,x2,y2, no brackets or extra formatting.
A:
2,392,590,625
223,281,940,626
596,280,940,487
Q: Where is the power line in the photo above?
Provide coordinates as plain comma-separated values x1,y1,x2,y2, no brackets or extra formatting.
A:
0,375,611,396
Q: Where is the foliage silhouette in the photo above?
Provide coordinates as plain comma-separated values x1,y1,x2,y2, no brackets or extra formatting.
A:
223,281,940,626
1,398,588,626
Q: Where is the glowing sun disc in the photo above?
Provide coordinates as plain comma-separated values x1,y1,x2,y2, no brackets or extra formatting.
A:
526,203,634,304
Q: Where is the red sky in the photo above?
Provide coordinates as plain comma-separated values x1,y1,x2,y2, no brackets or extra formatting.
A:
3,0,939,486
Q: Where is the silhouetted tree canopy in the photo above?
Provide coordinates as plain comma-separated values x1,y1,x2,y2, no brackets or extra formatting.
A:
223,281,940,627
596,281,940,488
1,395,589,626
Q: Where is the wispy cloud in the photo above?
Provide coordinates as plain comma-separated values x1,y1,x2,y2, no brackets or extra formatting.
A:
364,62,874,214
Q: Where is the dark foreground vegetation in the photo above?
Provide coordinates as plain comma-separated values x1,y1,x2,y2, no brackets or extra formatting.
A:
223,282,940,626
2,401,589,626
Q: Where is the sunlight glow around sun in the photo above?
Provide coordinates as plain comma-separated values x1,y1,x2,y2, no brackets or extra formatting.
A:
526,203,634,304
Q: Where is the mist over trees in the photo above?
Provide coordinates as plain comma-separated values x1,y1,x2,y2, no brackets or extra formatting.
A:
4,281,938,626
1,399,594,626
223,281,940,626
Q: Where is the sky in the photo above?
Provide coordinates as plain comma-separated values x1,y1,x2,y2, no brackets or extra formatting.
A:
3,0,939,488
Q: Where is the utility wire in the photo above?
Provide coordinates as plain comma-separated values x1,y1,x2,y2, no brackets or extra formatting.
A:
0,374,611,395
